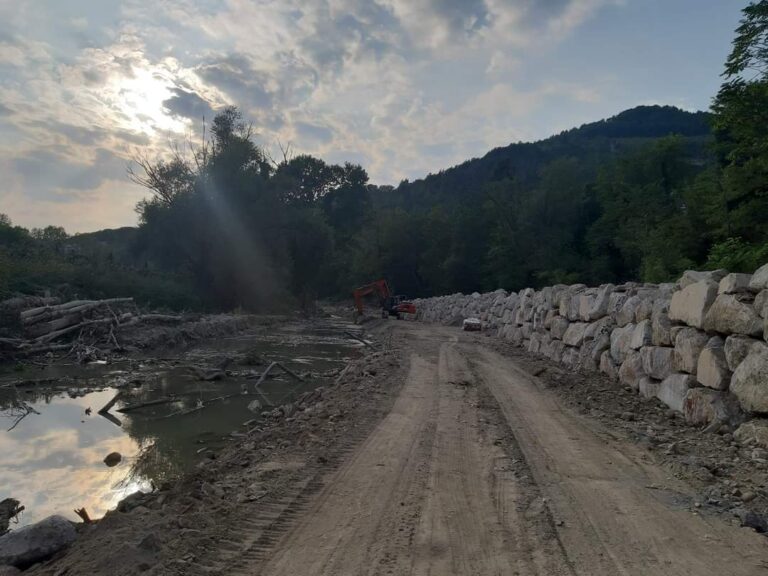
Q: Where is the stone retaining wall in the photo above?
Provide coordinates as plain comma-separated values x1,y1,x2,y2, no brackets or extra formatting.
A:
415,264,768,444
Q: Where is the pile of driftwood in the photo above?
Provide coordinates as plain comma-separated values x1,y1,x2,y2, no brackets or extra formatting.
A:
0,297,182,359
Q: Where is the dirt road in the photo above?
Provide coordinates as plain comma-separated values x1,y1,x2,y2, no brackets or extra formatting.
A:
255,323,768,575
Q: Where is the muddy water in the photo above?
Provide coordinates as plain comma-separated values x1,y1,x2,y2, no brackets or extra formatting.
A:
0,318,365,526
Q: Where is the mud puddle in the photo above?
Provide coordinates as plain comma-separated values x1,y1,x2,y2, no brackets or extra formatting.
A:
0,316,365,527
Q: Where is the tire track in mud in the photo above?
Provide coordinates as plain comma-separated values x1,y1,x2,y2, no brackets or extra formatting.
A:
410,342,573,576
253,354,438,575
186,352,435,576
188,419,393,575
469,342,768,575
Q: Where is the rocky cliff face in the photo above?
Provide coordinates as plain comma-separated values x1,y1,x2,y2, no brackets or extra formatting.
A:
415,264,768,444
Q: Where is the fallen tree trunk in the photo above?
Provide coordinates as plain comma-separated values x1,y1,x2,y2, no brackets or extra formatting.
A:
31,317,113,345
21,298,133,324
117,397,177,413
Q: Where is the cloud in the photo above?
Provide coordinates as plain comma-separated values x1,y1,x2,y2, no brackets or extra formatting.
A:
163,87,215,120
0,0,624,231
294,121,334,144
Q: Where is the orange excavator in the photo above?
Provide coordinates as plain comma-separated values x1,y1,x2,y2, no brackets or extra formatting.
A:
353,280,416,320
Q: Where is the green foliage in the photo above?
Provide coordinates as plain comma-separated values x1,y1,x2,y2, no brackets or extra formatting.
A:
712,0,768,248
706,237,768,273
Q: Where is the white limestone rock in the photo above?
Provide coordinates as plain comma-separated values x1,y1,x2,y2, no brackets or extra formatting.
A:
550,316,570,340
651,299,672,346
696,337,731,390
641,346,675,380
755,290,768,318
679,269,727,289
619,351,646,390
638,376,661,399
673,327,709,374
748,263,768,292
719,273,753,294
610,324,635,364
730,346,768,413
617,296,641,327
562,322,589,347
657,373,695,413
683,388,741,425
669,280,718,329
600,350,619,381
724,335,766,372
702,293,762,336
630,319,653,350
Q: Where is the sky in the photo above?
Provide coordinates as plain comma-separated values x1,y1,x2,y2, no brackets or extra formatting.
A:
0,0,746,233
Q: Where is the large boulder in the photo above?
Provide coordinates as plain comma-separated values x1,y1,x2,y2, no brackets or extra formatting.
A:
748,263,768,292
0,515,76,568
755,290,768,318
562,322,589,347
638,376,661,399
719,273,753,294
619,351,646,390
617,296,641,327
585,284,614,321
683,388,742,426
669,280,718,329
599,351,619,380
610,324,635,364
673,327,709,374
679,269,727,289
583,316,614,341
702,294,762,337
651,300,672,346
657,373,695,413
550,316,570,340
641,346,675,380
730,346,768,413
696,337,731,390
630,319,652,350
724,335,766,372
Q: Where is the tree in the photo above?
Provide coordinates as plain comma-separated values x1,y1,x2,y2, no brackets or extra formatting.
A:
712,0,768,247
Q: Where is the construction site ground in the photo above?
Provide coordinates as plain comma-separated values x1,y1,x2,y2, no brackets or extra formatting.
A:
29,320,768,576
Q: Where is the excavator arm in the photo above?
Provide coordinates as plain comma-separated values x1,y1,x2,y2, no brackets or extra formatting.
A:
353,280,391,316
352,279,416,319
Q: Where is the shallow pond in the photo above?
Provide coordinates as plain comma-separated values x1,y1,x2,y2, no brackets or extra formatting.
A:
0,317,365,526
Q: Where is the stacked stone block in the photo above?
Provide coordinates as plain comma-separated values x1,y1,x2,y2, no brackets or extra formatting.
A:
414,263,768,444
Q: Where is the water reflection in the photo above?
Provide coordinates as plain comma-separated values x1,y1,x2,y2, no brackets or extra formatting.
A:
0,389,150,526
0,319,364,526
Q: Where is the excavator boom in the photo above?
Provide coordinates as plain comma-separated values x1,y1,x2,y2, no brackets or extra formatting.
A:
352,279,416,319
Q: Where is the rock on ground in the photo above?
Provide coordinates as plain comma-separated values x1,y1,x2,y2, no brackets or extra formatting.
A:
683,388,741,426
734,419,768,449
0,515,76,568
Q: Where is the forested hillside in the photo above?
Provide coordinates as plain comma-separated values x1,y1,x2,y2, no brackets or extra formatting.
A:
2,1,767,311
